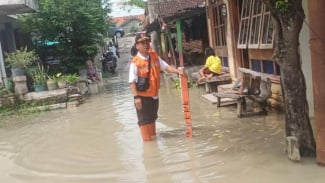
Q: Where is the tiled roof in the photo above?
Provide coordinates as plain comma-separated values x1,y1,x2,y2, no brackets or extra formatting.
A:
109,15,145,26
154,0,205,18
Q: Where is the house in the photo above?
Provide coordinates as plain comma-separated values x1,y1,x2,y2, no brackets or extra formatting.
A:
145,0,325,165
205,0,284,109
110,15,145,34
145,0,208,65
146,0,312,115
205,0,324,164
0,0,38,88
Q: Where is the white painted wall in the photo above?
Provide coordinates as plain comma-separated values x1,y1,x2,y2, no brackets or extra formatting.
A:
300,1,314,117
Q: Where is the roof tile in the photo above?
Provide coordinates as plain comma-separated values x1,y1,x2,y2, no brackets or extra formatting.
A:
154,0,205,18
109,15,145,26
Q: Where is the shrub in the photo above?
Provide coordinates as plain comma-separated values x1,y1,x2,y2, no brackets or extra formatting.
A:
5,47,39,68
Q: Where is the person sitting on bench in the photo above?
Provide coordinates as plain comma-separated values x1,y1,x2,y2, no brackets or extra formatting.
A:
86,59,100,82
197,47,222,83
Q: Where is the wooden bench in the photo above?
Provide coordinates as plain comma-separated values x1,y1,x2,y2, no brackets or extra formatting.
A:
213,68,272,117
190,67,232,93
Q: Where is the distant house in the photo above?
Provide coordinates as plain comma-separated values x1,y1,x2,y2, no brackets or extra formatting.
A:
143,0,207,65
0,0,38,87
109,15,145,34
152,0,207,55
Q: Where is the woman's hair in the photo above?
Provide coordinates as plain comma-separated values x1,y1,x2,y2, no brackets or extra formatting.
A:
204,47,215,58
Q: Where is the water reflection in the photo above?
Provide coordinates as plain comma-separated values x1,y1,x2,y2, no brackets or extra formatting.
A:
1,45,325,182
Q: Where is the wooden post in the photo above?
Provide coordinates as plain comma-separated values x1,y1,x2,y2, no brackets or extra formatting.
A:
176,19,192,138
166,25,177,66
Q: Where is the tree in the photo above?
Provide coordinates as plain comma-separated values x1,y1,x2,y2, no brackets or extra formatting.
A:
19,0,111,73
261,0,316,159
125,0,146,8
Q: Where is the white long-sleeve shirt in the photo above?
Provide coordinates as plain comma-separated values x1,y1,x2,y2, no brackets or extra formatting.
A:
129,52,169,99
128,52,168,84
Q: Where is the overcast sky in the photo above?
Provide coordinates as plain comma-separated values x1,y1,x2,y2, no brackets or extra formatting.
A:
109,0,144,17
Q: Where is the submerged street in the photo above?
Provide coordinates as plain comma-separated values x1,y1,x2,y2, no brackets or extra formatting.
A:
0,37,324,183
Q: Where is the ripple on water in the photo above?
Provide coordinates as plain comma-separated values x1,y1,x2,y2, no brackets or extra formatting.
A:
1,54,321,183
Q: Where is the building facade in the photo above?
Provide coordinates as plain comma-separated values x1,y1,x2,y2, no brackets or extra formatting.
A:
0,0,38,87
205,0,315,113
205,0,325,164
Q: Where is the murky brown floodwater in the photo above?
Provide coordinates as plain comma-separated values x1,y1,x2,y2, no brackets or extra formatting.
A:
1,37,324,183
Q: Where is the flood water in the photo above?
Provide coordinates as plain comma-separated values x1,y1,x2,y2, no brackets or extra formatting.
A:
0,37,324,183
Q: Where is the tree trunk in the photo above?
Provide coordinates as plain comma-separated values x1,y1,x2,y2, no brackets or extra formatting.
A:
280,58,316,157
263,0,316,159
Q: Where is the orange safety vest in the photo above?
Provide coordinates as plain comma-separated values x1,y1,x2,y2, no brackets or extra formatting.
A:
132,52,161,97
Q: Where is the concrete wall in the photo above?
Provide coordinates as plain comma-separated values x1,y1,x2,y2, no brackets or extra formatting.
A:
300,1,314,117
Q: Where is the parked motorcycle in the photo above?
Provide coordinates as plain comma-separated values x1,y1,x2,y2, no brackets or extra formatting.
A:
101,50,117,73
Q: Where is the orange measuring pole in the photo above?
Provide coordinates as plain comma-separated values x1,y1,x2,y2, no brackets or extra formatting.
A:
176,19,192,138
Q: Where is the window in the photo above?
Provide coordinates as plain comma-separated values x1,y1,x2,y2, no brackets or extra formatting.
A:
251,59,261,72
238,0,274,49
220,56,229,67
249,0,263,48
213,2,226,47
238,0,252,48
260,6,274,48
250,59,280,75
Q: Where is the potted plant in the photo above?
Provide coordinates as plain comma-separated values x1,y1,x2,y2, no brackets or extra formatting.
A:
56,73,79,88
55,73,67,89
63,73,79,86
32,63,47,92
46,74,59,91
5,47,39,76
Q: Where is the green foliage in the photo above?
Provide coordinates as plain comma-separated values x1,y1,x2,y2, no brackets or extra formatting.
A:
173,79,197,89
18,0,111,73
32,63,47,85
125,0,146,9
0,102,40,117
0,87,12,98
47,72,60,81
275,0,290,14
129,25,138,33
0,96,66,117
54,73,79,84
49,72,78,84
5,47,39,68
62,74,79,84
